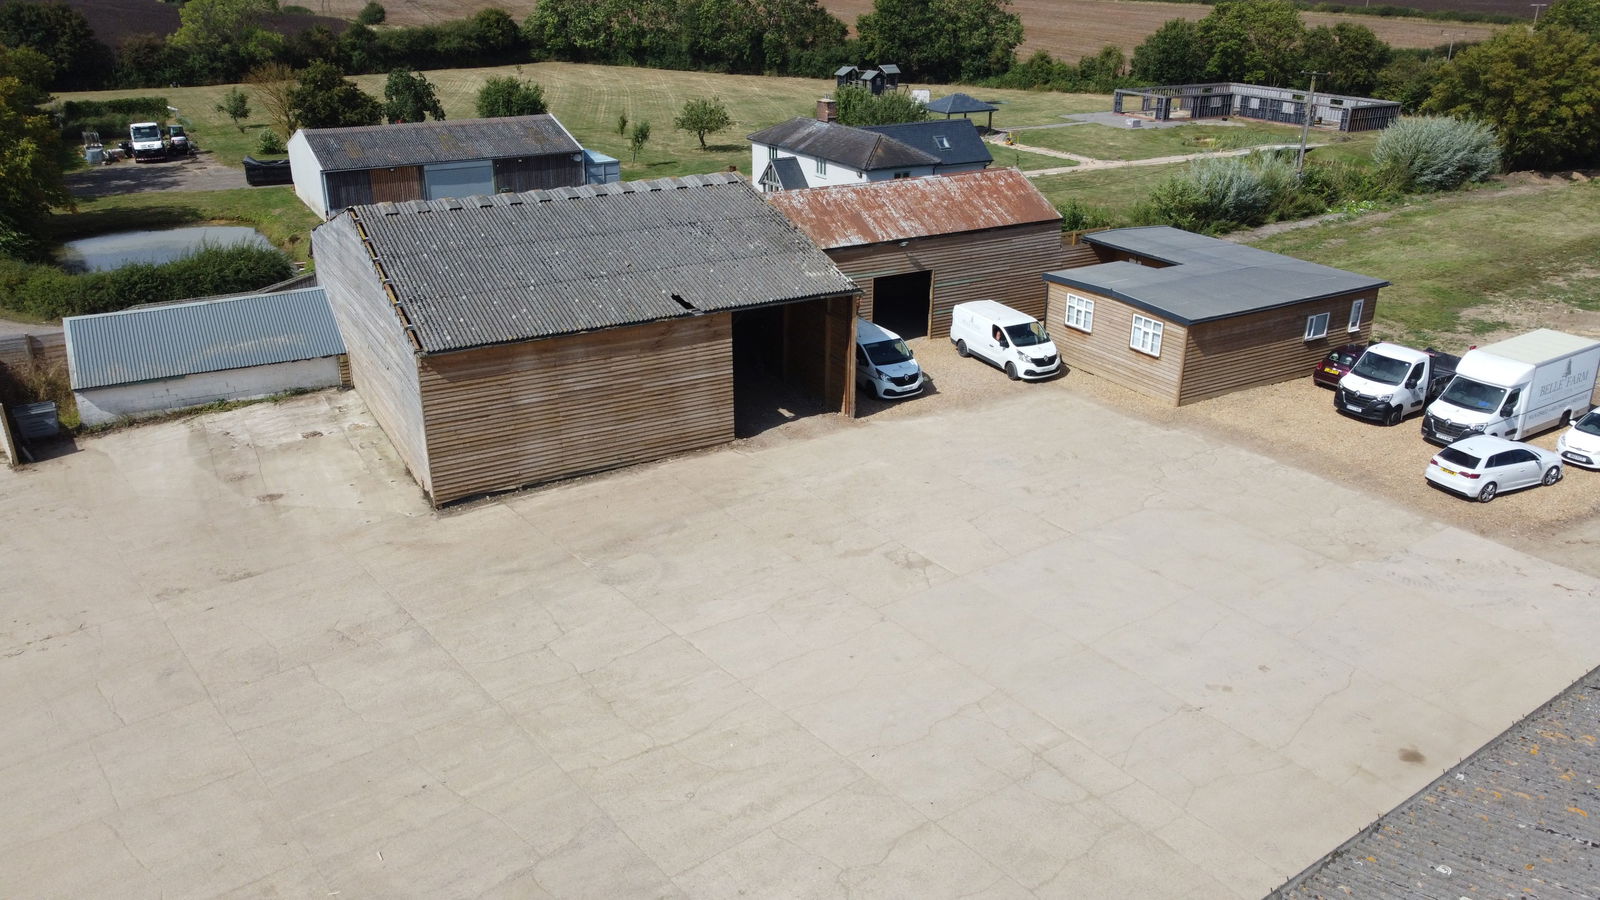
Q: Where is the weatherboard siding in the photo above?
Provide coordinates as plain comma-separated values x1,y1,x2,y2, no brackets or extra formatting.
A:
313,215,433,495
1179,290,1375,404
418,315,734,505
830,221,1061,338
1046,283,1187,404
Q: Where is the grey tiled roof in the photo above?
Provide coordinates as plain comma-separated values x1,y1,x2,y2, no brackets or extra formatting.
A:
1273,665,1600,898
65,288,343,390
747,118,939,171
925,93,999,115
1043,226,1388,325
300,115,581,172
764,157,809,190
348,173,859,354
861,119,992,169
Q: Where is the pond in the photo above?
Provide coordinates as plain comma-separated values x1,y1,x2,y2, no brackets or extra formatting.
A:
57,226,273,274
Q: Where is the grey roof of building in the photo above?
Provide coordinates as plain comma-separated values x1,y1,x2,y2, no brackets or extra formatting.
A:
1273,664,1600,899
65,287,344,390
1042,226,1388,325
835,65,858,76
879,64,900,75
300,115,581,172
861,119,991,169
346,173,859,354
925,92,999,115
764,157,809,190
747,118,939,171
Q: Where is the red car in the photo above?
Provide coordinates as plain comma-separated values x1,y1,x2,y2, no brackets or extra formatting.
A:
1313,342,1368,389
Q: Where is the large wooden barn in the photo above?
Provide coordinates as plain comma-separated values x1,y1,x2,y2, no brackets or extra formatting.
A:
1044,227,1386,405
314,174,860,505
765,169,1062,340
289,115,588,220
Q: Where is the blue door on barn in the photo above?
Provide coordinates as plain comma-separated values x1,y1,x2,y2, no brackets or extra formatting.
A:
424,160,497,201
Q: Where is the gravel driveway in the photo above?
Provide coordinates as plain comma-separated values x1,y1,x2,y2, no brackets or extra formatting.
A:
65,152,247,198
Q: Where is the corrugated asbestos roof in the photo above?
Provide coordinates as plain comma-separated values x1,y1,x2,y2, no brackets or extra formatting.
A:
1042,226,1388,325
765,168,1061,249
65,287,344,390
747,118,939,171
347,173,860,354
862,119,992,169
925,93,999,115
301,115,581,172
1273,665,1600,899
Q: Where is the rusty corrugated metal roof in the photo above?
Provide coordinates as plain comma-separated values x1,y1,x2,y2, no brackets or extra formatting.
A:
765,169,1061,250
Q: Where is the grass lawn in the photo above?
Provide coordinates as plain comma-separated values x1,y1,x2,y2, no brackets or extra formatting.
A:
1248,179,1600,344
992,145,1077,171
55,63,1113,179
1029,162,1189,218
50,187,321,264
1012,121,1307,161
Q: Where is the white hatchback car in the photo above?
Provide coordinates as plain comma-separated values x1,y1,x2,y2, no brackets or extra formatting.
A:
1424,434,1563,502
1556,410,1600,470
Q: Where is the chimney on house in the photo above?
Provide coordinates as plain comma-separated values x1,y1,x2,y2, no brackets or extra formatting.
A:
816,97,837,123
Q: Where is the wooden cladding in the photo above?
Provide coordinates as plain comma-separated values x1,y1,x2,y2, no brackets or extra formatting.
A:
418,316,735,504
780,296,855,416
493,155,586,193
369,166,423,204
827,222,1061,339
1179,290,1375,404
1046,283,1186,403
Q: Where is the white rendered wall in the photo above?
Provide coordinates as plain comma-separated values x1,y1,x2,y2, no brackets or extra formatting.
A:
287,132,327,220
76,357,341,426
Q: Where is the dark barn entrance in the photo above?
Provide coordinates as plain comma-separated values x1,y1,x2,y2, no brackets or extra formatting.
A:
731,297,855,437
872,270,932,340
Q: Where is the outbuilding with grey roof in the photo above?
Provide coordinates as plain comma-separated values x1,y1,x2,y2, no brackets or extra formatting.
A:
313,173,861,505
1044,226,1387,404
288,115,589,220
64,287,348,426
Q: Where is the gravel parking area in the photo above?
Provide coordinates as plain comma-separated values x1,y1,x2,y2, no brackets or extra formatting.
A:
64,152,246,198
857,335,1600,580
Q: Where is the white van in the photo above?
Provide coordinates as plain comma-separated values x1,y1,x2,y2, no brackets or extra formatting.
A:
855,318,924,400
1422,329,1600,444
949,300,1061,381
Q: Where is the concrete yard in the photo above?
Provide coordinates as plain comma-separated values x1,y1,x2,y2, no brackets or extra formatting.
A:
2,386,1597,898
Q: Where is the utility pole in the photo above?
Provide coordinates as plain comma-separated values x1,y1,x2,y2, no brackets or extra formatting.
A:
1531,3,1548,24
1296,71,1326,178
1443,31,1468,60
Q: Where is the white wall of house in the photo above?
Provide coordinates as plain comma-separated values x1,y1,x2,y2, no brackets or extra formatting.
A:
75,357,342,426
752,141,935,189
287,131,328,220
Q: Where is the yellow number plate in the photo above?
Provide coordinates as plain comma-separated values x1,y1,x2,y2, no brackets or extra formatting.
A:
1324,367,1340,374
1441,467,1457,476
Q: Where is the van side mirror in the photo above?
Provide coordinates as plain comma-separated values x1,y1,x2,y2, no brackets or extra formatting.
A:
1404,377,1419,389
1500,402,1515,417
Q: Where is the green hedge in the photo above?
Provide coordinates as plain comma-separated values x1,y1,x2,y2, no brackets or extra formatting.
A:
0,244,292,320
58,96,170,145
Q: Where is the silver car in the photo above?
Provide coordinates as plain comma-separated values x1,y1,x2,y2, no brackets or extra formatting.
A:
1424,434,1563,502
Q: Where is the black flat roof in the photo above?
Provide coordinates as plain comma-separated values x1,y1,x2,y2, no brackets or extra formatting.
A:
1043,227,1388,325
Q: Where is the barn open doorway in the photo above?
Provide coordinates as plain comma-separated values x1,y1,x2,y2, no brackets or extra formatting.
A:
872,270,932,340
731,298,854,437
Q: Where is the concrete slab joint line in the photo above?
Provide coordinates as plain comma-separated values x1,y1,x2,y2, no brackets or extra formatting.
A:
2,380,1598,899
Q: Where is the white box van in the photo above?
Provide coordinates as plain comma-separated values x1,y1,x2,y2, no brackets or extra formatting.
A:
949,300,1061,381
1422,329,1600,444
855,318,924,400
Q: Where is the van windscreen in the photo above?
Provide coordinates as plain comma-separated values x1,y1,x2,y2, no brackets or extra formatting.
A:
1439,377,1506,413
131,125,161,140
1004,321,1049,347
1349,351,1408,385
863,339,912,366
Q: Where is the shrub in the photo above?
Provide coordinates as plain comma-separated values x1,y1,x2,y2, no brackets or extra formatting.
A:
1058,198,1114,231
1140,156,1275,233
356,1,386,25
0,244,292,320
475,75,547,118
256,129,286,155
1372,115,1500,192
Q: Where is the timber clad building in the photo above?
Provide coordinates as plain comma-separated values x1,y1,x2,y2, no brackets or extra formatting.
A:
314,173,859,505
289,115,588,220
1045,227,1386,405
765,169,1062,340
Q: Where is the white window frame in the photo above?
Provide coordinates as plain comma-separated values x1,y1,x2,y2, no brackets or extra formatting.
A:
1347,299,1363,332
934,136,951,150
1305,312,1330,341
1064,293,1094,333
1130,315,1163,357
815,157,827,175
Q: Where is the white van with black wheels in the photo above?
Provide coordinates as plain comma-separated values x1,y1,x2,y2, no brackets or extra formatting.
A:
855,318,924,400
949,300,1061,381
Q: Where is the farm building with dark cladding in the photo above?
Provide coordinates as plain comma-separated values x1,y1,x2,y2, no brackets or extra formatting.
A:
765,169,1063,341
313,173,860,506
288,114,588,220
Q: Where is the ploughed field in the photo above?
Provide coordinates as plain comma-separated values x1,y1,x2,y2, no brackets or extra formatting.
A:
300,0,1504,61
